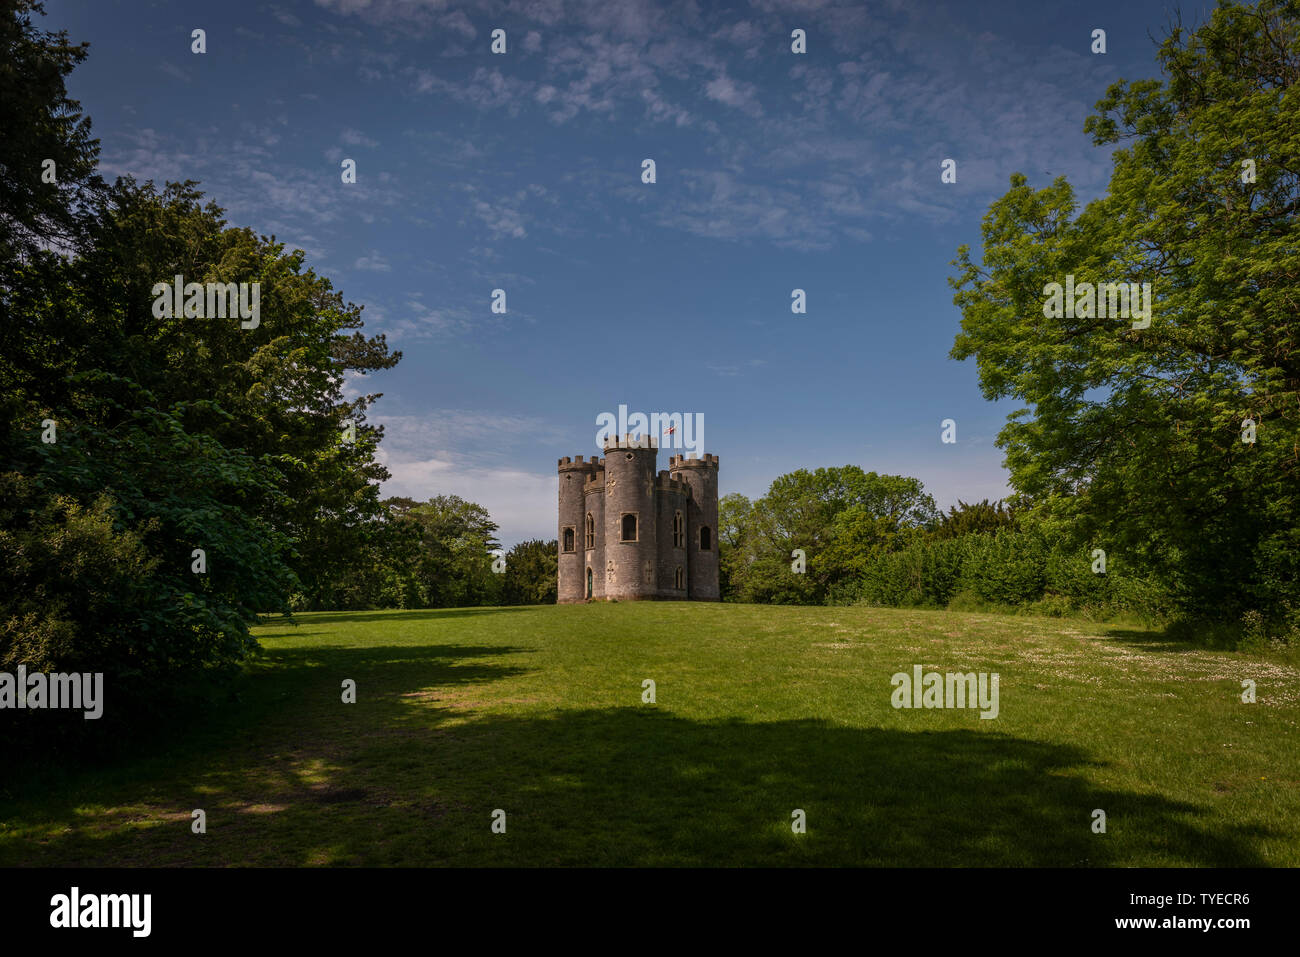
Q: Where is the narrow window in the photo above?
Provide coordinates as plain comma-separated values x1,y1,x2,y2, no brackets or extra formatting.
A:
675,566,684,589
585,513,595,549
562,527,575,553
586,567,593,598
621,513,638,542
699,526,712,551
673,510,684,548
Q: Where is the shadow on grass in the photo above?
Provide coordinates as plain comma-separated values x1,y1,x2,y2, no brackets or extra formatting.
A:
234,643,538,703
1099,627,1208,653
2,641,1276,866
0,642,537,804
282,607,540,626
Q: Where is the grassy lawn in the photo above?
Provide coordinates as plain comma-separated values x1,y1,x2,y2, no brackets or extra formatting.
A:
1,603,1297,866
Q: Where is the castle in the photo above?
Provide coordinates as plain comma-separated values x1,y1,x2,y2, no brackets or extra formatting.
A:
557,435,720,602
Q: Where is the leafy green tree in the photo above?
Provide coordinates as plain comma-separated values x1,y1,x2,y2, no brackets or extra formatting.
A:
1,390,299,757
950,0,1300,619
69,178,399,610
501,539,558,605
0,0,104,267
718,492,754,600
724,467,938,604
932,499,1017,540
0,0,403,755
385,495,501,607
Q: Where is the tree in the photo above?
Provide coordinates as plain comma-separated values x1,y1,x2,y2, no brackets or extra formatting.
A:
70,178,399,610
0,1,402,755
950,0,1300,619
0,0,104,267
501,539,558,605
384,495,501,607
722,467,938,604
717,492,753,600
932,499,1017,540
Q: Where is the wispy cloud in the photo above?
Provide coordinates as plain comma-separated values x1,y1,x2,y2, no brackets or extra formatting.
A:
374,408,569,542
158,60,191,83
354,250,392,271
340,127,379,148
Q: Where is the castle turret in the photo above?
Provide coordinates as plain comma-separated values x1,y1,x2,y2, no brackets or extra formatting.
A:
583,464,605,600
601,434,660,600
670,453,720,600
655,469,690,598
556,430,719,602
558,455,597,603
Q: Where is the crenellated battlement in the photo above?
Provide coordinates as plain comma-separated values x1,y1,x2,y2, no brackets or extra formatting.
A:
669,453,719,469
582,470,606,493
560,454,602,472
656,470,690,495
602,433,659,451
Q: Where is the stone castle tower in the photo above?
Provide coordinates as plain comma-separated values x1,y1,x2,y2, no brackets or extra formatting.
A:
557,434,720,602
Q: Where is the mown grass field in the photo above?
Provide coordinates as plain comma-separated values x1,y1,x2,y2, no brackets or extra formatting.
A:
2,603,1297,866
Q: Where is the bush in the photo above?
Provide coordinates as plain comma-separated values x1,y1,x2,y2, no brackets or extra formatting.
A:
959,528,1047,605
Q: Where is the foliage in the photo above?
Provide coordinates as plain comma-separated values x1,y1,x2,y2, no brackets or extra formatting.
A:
378,496,502,608
0,0,104,266
0,1,398,751
720,466,938,604
500,539,558,606
949,0,1300,620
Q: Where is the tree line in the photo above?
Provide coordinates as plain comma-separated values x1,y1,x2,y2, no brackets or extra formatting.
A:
718,468,1173,621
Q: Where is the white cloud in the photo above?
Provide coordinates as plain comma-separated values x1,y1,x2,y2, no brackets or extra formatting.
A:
440,9,477,40
340,128,379,148
379,455,558,546
354,250,392,271
373,408,570,544
704,72,763,117
473,199,526,239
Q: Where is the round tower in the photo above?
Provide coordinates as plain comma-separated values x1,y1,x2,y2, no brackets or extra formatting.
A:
670,452,720,601
655,471,691,599
558,456,597,603
583,463,605,600
601,433,659,600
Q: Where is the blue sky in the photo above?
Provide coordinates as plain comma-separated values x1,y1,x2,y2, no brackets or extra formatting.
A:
44,0,1212,545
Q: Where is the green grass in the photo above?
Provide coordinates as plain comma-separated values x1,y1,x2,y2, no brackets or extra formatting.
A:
2,603,1297,866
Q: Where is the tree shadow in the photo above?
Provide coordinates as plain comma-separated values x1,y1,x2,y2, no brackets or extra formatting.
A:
1099,627,1207,653
0,642,537,804
283,607,540,626
4,694,1276,867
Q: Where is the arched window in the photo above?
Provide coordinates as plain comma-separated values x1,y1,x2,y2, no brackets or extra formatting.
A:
675,566,684,589
699,526,712,551
562,527,575,553
585,513,595,549
621,513,638,542
673,510,684,548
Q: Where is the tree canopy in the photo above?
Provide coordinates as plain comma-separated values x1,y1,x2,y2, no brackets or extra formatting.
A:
950,0,1300,619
